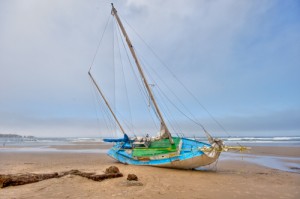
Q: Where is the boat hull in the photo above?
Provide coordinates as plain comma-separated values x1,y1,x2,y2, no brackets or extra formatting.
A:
106,138,221,169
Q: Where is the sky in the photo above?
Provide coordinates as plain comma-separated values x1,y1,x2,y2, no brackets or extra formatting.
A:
0,0,299,137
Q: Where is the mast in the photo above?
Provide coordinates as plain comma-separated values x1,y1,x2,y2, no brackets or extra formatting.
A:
111,3,174,144
88,71,127,135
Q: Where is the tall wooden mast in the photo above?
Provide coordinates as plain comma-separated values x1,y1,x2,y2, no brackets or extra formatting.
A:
111,3,174,144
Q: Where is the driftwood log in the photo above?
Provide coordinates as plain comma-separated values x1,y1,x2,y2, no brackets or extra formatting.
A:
0,166,123,188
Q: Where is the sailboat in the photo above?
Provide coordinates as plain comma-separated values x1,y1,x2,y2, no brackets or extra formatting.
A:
88,4,245,169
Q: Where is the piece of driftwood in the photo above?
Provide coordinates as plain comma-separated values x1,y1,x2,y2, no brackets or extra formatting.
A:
0,173,59,188
0,167,123,188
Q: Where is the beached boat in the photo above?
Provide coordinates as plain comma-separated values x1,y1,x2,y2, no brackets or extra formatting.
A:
88,4,244,169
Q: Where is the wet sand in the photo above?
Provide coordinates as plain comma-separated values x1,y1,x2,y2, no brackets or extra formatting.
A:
242,145,300,157
0,144,299,199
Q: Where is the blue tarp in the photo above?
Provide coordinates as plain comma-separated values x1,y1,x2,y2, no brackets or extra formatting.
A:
103,134,129,143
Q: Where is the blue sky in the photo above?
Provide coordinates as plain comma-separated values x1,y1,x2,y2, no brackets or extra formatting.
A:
0,0,299,137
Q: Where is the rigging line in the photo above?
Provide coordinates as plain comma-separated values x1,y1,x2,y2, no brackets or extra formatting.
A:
89,78,112,131
153,85,183,135
112,17,116,134
133,48,172,123
155,80,209,134
118,115,134,134
89,14,112,72
88,77,107,132
89,77,114,133
112,16,159,122
130,49,161,122
114,110,137,136
135,49,190,133
87,14,117,136
135,56,244,146
136,52,180,134
127,58,160,132
155,87,182,135
137,52,183,135
90,76,118,134
114,18,159,132
95,87,116,133
114,19,149,105
99,95,115,134
151,90,177,135
137,50,204,135
114,20,134,135
138,51,192,114
135,48,186,135
121,15,231,137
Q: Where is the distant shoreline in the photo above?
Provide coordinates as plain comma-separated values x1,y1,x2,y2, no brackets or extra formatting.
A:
0,133,36,138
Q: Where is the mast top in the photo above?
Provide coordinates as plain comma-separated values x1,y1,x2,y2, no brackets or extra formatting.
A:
111,3,116,15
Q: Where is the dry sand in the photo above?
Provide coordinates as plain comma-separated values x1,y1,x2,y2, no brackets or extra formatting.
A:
0,145,299,199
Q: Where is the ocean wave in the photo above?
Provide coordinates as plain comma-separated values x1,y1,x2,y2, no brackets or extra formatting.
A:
1,136,300,145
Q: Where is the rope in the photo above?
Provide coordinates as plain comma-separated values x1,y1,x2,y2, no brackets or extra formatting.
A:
89,14,111,72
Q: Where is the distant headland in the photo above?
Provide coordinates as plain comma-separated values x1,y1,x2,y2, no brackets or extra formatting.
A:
0,134,35,139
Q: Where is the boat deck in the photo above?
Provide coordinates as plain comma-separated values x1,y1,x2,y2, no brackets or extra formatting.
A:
132,137,181,157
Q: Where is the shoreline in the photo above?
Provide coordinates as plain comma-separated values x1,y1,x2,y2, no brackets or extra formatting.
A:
1,144,299,174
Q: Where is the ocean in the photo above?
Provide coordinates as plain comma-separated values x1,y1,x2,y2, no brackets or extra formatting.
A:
1,136,300,147
195,136,300,146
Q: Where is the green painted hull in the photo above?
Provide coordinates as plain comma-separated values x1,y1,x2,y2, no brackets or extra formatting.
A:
132,137,181,157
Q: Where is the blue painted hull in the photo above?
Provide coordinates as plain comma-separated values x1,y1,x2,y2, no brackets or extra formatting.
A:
106,137,221,169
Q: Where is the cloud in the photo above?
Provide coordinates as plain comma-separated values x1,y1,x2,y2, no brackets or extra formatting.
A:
0,0,299,137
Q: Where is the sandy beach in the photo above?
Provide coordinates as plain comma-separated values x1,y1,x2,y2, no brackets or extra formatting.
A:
0,144,299,199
